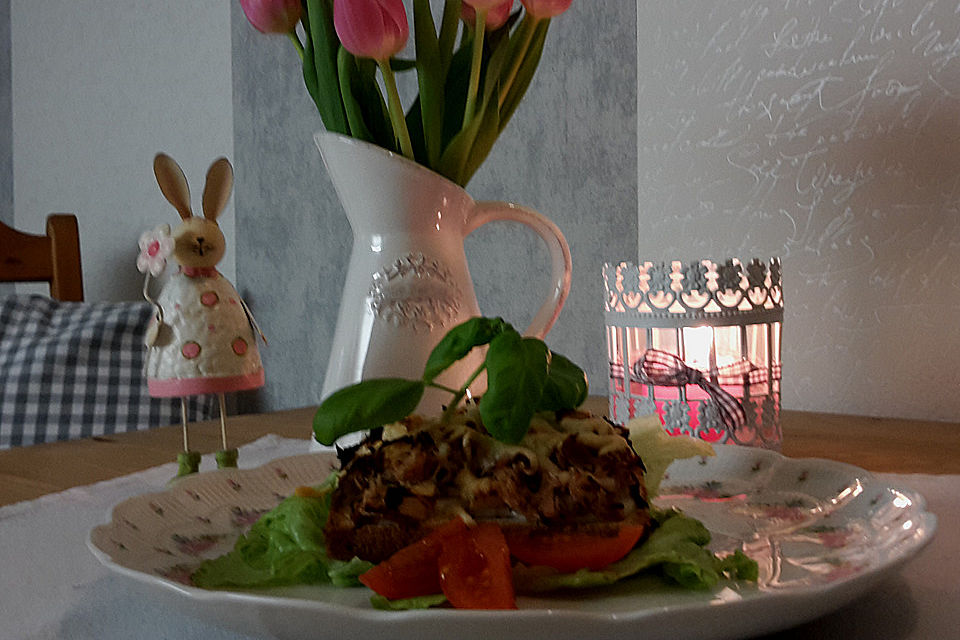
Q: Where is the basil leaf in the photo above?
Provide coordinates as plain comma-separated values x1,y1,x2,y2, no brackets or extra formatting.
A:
423,316,509,382
479,330,549,443
313,378,425,445
538,351,589,411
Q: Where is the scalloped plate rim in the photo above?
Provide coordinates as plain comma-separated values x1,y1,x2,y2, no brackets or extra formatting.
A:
86,446,938,639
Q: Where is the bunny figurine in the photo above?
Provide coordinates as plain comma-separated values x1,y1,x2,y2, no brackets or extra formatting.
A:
140,153,265,476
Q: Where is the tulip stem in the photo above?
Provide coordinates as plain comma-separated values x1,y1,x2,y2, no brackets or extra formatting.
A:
378,59,414,160
287,32,304,62
463,9,488,127
499,16,539,109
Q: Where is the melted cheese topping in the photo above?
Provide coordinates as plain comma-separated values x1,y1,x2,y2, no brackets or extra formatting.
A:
379,406,641,523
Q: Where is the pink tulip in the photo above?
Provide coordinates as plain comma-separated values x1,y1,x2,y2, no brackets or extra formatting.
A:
334,0,409,61
462,1,513,30
520,0,573,19
239,0,302,34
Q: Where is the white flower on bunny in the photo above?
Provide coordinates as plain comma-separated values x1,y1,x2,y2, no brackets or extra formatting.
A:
140,153,265,476
137,224,174,277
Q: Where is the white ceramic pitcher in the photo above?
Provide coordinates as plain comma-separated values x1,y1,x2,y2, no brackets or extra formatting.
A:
316,132,572,416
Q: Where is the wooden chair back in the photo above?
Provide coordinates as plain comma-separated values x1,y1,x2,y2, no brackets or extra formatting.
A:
0,214,84,301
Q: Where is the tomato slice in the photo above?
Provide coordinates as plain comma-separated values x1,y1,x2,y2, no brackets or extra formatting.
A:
438,522,517,610
358,518,467,600
360,519,517,609
504,525,646,573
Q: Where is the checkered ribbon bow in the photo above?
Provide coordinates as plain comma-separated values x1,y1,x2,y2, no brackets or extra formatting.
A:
634,349,747,435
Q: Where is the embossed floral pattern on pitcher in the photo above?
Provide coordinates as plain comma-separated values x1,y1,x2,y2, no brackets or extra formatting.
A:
368,251,463,332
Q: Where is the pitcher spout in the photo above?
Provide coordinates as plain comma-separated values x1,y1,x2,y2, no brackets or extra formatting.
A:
316,132,472,234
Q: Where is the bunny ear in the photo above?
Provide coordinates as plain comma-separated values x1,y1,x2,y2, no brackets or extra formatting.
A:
154,153,193,220
202,157,234,221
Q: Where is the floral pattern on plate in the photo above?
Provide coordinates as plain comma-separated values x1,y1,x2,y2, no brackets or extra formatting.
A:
90,454,339,585
658,451,931,592
87,446,936,640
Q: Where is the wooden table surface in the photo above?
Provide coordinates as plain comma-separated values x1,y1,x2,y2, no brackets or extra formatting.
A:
1,399,958,507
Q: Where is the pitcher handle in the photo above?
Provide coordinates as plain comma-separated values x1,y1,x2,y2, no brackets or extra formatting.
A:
466,201,572,338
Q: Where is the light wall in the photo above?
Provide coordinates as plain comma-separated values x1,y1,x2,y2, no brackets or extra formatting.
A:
636,2,960,421
4,1,957,423
0,0,10,229
9,0,235,302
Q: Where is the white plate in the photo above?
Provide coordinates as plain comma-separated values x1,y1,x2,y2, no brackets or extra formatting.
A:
88,446,936,640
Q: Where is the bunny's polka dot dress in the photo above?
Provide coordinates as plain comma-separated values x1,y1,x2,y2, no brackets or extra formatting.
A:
146,267,264,397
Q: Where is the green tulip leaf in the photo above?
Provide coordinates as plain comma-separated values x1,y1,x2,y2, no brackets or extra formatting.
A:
432,38,473,183
437,0,462,75
479,330,549,444
337,49,374,142
499,18,549,132
404,97,429,164
485,8,522,52
423,316,509,382
388,58,418,72
461,86,501,184
301,0,348,134
438,76,501,185
480,19,514,102
313,378,426,446
413,0,445,165
452,21,514,183
350,56,395,152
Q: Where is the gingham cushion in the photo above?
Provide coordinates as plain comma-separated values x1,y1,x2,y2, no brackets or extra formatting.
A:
0,295,213,448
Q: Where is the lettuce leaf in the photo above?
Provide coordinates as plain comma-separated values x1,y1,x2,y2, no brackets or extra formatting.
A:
371,593,448,610
513,509,757,593
626,413,715,498
192,474,372,589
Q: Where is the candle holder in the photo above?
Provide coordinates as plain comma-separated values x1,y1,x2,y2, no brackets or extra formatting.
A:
603,258,783,449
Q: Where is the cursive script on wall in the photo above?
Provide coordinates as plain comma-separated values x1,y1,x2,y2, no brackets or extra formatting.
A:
636,0,960,420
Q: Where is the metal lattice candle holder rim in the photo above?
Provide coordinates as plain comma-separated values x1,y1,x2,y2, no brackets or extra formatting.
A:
603,258,783,326
603,258,783,449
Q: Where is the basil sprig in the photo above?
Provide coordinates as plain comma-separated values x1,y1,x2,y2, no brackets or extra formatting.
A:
313,317,588,446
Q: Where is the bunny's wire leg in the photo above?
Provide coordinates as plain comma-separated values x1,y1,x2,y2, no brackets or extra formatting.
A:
176,397,201,476
215,392,238,469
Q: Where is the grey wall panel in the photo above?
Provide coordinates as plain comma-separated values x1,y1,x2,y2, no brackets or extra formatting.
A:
231,2,352,413
231,1,637,414
466,1,638,400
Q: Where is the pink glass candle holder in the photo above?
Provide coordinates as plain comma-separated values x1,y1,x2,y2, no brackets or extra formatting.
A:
603,258,783,450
